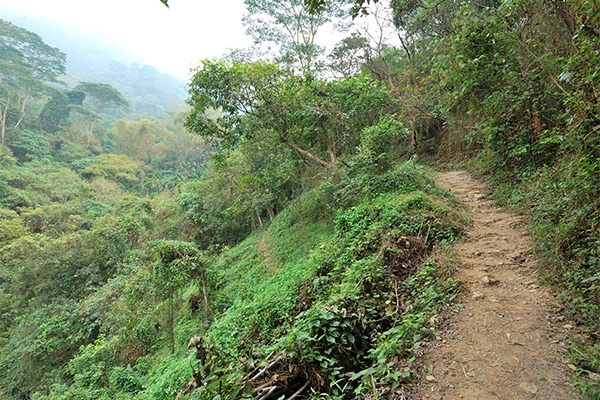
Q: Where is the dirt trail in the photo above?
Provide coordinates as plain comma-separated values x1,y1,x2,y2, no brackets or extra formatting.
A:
408,170,577,399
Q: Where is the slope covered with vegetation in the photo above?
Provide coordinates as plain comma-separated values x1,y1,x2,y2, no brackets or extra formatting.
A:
1,0,600,398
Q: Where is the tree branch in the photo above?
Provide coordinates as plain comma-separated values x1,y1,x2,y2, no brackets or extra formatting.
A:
280,135,333,169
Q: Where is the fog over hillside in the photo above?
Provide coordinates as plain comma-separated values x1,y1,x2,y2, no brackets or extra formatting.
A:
1,7,187,117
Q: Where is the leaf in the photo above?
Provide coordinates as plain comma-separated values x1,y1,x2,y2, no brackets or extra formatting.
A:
345,332,356,344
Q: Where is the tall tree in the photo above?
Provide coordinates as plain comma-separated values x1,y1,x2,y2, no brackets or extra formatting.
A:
242,0,349,75
327,32,369,77
74,81,129,134
0,19,66,142
112,118,166,163
0,63,39,143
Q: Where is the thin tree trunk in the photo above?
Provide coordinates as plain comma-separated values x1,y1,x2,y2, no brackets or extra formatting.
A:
14,109,27,129
201,273,211,319
256,209,263,228
1,94,12,144
20,93,28,115
168,296,174,354
88,117,97,135
0,109,6,144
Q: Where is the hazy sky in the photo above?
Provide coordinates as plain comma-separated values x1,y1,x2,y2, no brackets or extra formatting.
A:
0,0,253,78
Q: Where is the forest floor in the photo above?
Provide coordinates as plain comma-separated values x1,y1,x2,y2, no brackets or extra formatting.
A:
406,170,578,399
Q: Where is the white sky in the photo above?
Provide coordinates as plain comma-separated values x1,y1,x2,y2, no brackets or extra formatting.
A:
0,0,253,78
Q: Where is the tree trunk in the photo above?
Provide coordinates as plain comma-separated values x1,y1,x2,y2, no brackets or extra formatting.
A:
201,273,211,319
0,111,6,144
1,94,12,144
256,209,263,228
167,296,174,354
88,116,97,135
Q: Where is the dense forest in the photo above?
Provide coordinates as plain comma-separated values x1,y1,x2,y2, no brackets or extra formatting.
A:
0,0,599,399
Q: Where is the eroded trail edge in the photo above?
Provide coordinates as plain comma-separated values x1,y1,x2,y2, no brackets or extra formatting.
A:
409,171,577,399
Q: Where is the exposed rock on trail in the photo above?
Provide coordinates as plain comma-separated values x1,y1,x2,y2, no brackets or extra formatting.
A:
408,170,577,399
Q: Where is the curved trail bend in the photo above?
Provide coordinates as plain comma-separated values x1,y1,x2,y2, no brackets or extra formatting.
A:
409,170,577,399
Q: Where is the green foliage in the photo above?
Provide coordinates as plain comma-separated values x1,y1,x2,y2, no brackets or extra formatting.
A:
21,201,85,235
108,365,142,394
358,115,411,172
82,154,147,192
0,209,28,246
0,19,209,400
0,299,98,396
259,164,462,397
138,356,191,400
1,159,90,208
153,240,203,297
187,60,399,170
6,129,52,162
179,168,254,249
365,259,458,388
332,157,435,210
0,18,66,82
187,159,464,399
178,135,300,249
0,18,66,143
67,335,115,392
328,33,369,78
39,90,71,134
74,81,129,113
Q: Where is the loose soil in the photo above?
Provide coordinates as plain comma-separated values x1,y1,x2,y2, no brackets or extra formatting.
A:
407,170,578,399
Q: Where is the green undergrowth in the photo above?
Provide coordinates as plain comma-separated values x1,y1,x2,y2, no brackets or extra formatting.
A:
161,160,466,399
40,160,467,400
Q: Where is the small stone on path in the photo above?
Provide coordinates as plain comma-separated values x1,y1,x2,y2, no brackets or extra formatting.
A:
472,291,484,299
519,382,538,394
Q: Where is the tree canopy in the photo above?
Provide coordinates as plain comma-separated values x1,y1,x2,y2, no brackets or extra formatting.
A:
242,0,348,74
186,59,399,170
0,19,66,142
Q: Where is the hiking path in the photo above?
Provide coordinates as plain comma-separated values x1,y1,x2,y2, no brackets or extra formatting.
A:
407,170,577,399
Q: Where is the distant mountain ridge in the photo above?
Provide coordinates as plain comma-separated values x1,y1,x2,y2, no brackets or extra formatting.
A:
0,7,187,117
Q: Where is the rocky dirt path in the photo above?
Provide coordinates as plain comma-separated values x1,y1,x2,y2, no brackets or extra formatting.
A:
407,170,577,399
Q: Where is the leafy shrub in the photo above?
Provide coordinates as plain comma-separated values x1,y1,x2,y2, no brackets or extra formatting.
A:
6,129,52,162
139,356,190,400
365,259,459,386
358,116,411,173
109,365,142,394
67,335,115,390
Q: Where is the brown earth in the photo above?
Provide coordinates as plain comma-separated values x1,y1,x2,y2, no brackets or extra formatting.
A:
407,170,578,399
